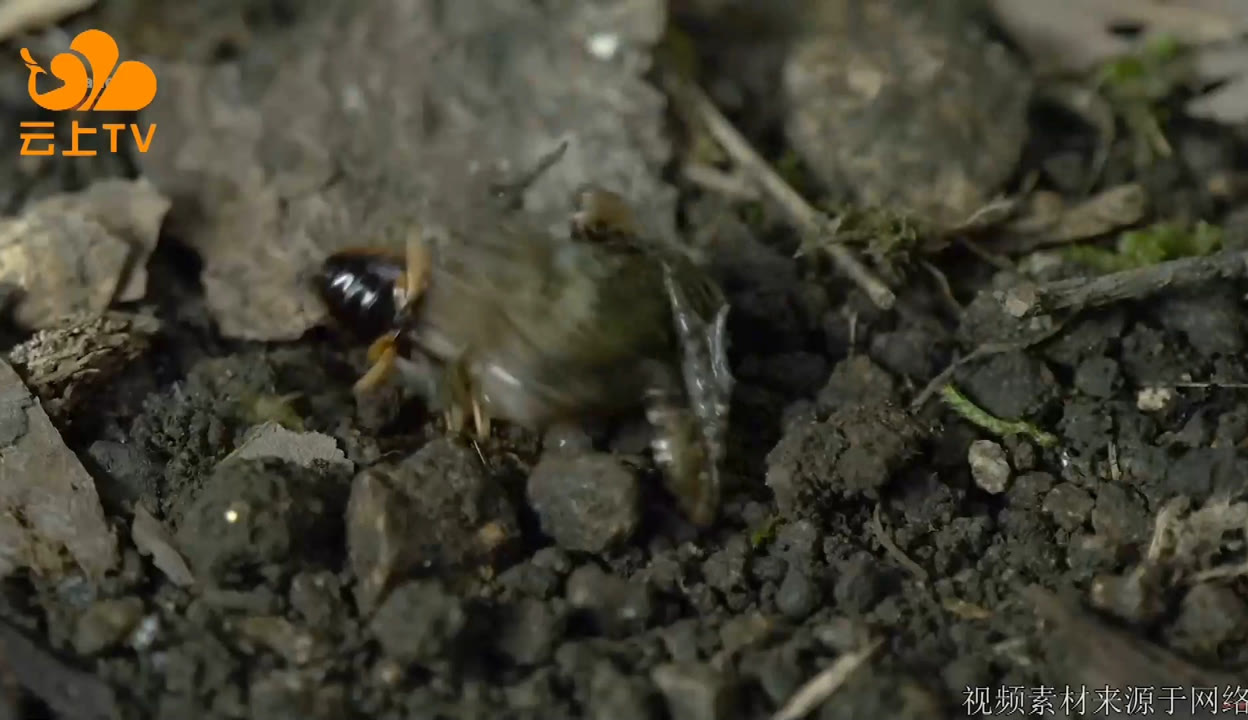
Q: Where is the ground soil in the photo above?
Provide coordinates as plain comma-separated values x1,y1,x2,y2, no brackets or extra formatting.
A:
1,1,1247,719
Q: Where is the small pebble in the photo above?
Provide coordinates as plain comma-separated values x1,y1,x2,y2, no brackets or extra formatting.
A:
651,662,739,720
1137,387,1173,412
73,597,144,655
528,452,640,553
1074,356,1120,398
968,440,1010,494
370,580,467,665
1168,583,1248,656
589,661,654,720
496,598,564,666
1090,566,1166,625
1043,484,1094,530
775,566,820,620
566,564,653,636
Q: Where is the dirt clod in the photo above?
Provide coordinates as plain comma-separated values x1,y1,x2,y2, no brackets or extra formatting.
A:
782,0,1030,227
1043,483,1095,530
957,351,1058,420
816,355,898,413
495,597,566,667
173,457,349,584
567,564,654,637
766,403,927,518
651,661,739,720
346,438,519,612
1167,582,1248,659
8,311,160,427
72,596,144,656
370,579,469,667
527,451,641,553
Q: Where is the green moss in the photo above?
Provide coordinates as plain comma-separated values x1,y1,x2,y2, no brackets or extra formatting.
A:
1065,220,1223,273
1094,34,1193,166
750,514,780,549
940,385,1057,448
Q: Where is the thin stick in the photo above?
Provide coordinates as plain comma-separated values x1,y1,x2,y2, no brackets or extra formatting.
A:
909,318,1069,411
682,163,760,201
871,504,927,582
662,73,896,311
998,248,1248,320
770,638,884,720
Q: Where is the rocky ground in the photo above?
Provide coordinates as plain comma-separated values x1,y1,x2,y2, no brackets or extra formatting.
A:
0,0,1247,718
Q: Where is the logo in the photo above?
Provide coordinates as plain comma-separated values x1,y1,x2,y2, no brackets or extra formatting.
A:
18,29,157,157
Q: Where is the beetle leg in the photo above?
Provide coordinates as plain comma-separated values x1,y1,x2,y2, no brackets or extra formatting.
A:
439,355,492,441
353,330,400,394
640,360,719,528
472,396,492,442
396,226,431,324
489,140,569,212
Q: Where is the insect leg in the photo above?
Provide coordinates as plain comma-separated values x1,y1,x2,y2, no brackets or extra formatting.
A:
489,140,570,212
353,331,400,394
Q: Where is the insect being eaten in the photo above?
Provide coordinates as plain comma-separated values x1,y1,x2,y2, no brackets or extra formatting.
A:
315,145,734,527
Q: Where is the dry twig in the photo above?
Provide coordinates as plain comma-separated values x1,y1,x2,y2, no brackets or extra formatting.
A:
909,318,1069,411
660,72,897,311
770,638,884,720
998,248,1248,320
871,504,928,582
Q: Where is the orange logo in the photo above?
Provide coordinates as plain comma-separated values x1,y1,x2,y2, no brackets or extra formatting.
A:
18,29,157,157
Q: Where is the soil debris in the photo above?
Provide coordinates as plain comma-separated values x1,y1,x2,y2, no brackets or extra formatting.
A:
0,359,115,581
765,403,927,519
222,421,349,470
7,311,160,428
527,451,641,553
5,0,1248,717
130,504,194,587
346,438,519,613
172,457,350,585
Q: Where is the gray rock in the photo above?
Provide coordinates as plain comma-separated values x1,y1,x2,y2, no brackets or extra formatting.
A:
566,564,653,637
370,580,468,666
527,452,640,553
1044,484,1094,530
589,661,654,720
496,599,565,667
775,565,821,620
651,662,739,720
72,597,144,655
346,438,518,612
782,0,1030,228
